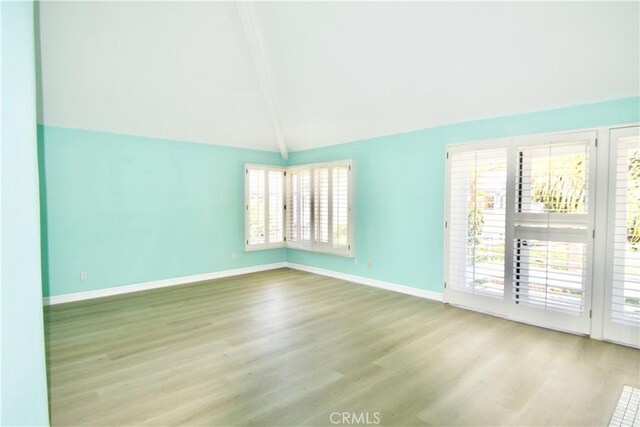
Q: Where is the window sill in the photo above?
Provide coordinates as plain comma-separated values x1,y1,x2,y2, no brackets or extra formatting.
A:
245,242,286,251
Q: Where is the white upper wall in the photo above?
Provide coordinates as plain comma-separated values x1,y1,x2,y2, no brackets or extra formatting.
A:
38,1,639,152
38,2,277,150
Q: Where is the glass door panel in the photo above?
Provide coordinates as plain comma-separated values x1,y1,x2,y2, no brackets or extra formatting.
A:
446,147,508,315
509,132,595,334
603,126,640,347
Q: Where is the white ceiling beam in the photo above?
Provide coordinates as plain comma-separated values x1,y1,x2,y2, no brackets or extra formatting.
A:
235,2,288,159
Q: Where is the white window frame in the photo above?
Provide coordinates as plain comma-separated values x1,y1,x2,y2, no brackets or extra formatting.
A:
244,160,355,257
444,124,640,343
286,165,314,252
287,160,354,257
244,164,286,251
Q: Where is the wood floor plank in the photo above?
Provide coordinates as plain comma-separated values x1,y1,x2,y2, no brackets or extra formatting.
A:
45,268,640,426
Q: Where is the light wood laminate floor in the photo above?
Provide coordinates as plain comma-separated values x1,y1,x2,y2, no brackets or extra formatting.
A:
45,268,640,426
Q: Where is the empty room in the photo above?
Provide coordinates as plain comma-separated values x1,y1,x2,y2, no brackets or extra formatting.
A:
2,1,640,426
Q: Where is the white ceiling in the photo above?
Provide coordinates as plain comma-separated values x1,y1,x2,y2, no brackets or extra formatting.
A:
38,1,639,153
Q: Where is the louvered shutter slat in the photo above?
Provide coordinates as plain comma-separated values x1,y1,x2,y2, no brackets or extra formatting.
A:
268,170,284,243
332,165,350,249
314,168,329,243
448,148,507,297
300,169,312,242
247,169,266,245
512,140,591,315
611,136,640,325
287,172,299,242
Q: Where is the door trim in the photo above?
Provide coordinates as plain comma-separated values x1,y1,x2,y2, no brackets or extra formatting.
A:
444,123,640,345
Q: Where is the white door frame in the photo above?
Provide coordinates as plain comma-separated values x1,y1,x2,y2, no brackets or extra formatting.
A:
601,125,640,347
444,123,639,343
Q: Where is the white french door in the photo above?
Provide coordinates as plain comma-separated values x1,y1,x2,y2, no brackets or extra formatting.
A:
445,131,596,335
603,126,640,347
446,143,509,317
508,132,595,334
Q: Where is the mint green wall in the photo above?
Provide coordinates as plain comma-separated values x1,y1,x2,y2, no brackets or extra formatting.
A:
40,98,639,298
39,126,286,297
1,1,50,425
287,97,640,293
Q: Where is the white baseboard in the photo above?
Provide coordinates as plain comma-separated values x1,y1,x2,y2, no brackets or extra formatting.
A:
43,262,287,305
43,261,443,306
285,262,443,302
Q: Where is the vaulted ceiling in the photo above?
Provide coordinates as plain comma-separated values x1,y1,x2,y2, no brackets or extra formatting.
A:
38,1,639,154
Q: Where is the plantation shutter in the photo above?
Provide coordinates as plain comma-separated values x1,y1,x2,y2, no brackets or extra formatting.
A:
287,167,313,249
268,170,284,243
247,168,266,245
611,135,640,325
516,143,589,217
448,148,507,297
246,166,285,249
332,165,350,250
287,171,299,243
272,161,352,256
300,169,312,244
512,237,587,314
314,167,329,243
513,138,592,314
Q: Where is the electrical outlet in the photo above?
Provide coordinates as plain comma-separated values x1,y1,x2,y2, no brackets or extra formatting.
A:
231,253,236,261
354,258,358,266
367,261,373,270
80,271,88,281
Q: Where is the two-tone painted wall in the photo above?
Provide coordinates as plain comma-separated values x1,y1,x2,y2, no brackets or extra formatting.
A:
287,97,640,292
1,1,50,425
39,127,287,297
39,97,639,299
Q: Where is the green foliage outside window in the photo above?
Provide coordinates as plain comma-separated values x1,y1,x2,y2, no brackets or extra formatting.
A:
627,150,640,250
531,154,586,213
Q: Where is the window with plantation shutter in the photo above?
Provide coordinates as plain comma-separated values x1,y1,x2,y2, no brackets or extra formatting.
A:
611,135,640,325
512,237,587,314
332,165,350,249
300,169,312,243
513,139,592,315
448,148,507,298
245,165,285,250
285,160,353,256
247,169,266,245
287,168,313,249
314,168,329,243
268,170,284,243
446,131,596,335
253,160,352,256
604,126,640,348
287,171,299,243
